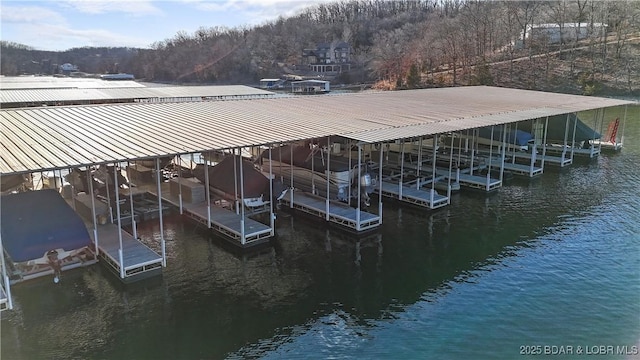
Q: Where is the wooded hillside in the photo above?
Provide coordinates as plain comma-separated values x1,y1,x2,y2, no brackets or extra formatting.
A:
2,0,638,96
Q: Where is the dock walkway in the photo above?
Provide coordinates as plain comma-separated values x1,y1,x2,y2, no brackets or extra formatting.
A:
544,145,600,158
181,202,272,244
481,156,543,177
435,168,501,191
377,181,448,209
0,283,8,311
74,193,163,282
592,140,622,152
92,224,163,281
504,151,572,167
495,161,543,177
281,191,380,233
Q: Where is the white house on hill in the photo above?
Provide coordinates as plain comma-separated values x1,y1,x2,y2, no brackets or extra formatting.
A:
521,23,607,46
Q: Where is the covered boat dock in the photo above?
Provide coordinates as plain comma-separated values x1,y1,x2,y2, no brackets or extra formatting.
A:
0,85,633,310
0,84,275,108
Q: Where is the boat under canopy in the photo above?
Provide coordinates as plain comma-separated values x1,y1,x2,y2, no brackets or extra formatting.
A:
477,127,533,146
268,143,354,173
262,142,376,206
1,189,94,281
0,173,28,193
193,155,281,209
521,114,601,142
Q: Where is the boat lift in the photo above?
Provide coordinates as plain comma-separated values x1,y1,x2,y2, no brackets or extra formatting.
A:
543,110,606,159
157,147,276,247
275,136,383,233
87,160,165,282
438,127,505,191
594,105,628,151
373,134,452,209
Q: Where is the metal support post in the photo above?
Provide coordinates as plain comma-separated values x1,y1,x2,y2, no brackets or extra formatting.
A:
127,162,137,240
325,136,330,221
114,163,125,279
378,143,383,225
87,167,99,260
156,158,166,267
239,148,246,245
205,157,211,227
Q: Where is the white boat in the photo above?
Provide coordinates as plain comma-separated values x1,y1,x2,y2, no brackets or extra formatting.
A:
262,142,376,206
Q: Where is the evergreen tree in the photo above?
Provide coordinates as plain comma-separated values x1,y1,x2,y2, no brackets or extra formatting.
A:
406,63,421,89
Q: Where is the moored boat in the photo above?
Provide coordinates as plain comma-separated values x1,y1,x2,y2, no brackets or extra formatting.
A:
262,142,377,206
193,155,286,211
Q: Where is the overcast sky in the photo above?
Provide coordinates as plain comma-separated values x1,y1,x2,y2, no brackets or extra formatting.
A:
1,0,329,51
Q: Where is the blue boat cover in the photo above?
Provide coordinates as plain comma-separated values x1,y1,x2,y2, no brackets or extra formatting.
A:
1,189,91,262
478,127,533,146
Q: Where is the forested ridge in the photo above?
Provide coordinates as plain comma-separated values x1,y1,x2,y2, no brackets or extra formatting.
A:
2,0,639,96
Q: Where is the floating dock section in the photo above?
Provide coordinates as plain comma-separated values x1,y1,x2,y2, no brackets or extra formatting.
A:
69,162,167,283
144,177,274,248
368,135,452,208
436,168,502,191
281,190,380,233
263,140,383,233
490,159,544,177
507,150,572,167
445,126,547,177
377,181,449,209
92,223,162,281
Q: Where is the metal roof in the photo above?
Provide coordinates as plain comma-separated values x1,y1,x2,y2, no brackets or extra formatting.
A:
0,76,145,90
0,86,633,175
1,85,274,105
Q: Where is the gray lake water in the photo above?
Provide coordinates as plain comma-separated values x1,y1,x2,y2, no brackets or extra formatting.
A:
2,106,639,359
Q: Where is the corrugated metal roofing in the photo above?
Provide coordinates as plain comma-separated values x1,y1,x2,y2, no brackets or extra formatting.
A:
0,86,633,175
1,86,274,105
0,76,145,90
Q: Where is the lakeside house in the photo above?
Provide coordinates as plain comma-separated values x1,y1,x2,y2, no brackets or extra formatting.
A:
302,41,351,74
518,23,607,48
60,63,79,76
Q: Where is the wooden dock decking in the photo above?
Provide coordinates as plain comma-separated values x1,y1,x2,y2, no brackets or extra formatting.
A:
281,190,380,233
145,180,273,247
377,181,449,209
92,224,163,281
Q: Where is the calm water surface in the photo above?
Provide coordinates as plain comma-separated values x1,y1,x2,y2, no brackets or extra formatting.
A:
2,106,639,359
